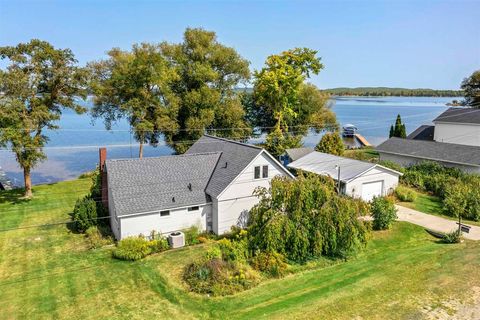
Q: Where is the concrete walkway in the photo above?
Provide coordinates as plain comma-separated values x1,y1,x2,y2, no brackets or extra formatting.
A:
396,205,480,241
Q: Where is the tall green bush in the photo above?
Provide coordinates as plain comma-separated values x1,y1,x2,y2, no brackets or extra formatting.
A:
370,196,397,230
72,198,98,232
248,175,370,262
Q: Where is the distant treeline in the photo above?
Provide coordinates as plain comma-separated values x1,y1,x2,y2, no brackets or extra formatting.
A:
322,87,463,97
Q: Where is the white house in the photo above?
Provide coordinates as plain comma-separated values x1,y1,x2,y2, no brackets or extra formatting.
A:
287,150,402,201
433,107,480,146
377,107,480,173
100,135,294,240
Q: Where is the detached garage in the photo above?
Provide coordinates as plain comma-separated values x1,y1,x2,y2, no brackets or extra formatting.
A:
287,151,402,201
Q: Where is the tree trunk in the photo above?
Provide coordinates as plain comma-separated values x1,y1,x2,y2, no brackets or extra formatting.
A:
139,142,144,159
23,167,33,198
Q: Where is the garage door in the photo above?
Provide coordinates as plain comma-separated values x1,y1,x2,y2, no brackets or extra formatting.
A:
361,181,383,202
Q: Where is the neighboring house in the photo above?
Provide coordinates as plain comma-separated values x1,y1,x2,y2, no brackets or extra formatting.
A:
376,137,480,173
377,107,480,173
433,107,480,146
101,135,294,240
281,147,314,166
287,150,402,201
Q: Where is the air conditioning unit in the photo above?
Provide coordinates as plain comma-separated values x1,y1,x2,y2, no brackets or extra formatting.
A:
168,231,185,248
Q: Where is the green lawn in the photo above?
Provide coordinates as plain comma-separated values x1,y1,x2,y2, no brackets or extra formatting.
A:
1,179,480,319
398,187,480,227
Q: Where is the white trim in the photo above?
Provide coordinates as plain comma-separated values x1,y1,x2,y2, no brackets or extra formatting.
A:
377,150,480,168
434,120,480,127
215,149,295,199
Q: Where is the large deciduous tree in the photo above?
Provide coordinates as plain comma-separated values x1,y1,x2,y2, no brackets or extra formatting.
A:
461,70,480,108
253,48,336,157
0,40,88,197
88,43,179,158
160,28,251,153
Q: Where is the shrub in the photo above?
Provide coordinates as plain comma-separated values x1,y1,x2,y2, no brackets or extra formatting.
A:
250,251,288,278
395,186,417,202
112,237,152,261
217,237,249,263
85,226,113,249
370,196,397,230
378,160,404,173
205,246,222,260
248,175,370,262
72,198,98,232
183,258,260,296
315,131,344,156
149,238,170,253
184,225,201,246
442,229,462,244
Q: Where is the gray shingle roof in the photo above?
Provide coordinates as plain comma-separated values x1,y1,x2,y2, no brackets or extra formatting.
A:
285,147,314,161
106,152,221,216
185,135,263,197
433,107,480,124
287,151,400,182
407,125,435,141
376,137,480,167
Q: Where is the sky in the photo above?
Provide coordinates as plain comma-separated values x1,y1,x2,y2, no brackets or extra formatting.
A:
0,0,479,89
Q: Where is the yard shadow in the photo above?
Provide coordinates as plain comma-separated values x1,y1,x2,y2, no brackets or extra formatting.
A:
0,188,30,205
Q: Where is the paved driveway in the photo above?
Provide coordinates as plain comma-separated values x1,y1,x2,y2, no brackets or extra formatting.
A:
396,205,480,241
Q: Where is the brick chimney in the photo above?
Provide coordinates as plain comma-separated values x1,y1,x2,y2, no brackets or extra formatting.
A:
99,148,108,209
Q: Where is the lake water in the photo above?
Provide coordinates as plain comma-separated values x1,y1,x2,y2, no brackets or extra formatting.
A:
0,96,455,186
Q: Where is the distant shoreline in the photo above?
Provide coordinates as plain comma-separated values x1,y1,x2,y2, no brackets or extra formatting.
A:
322,87,463,97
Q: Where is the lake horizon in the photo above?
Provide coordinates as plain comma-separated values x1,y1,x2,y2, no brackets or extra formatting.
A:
0,96,459,186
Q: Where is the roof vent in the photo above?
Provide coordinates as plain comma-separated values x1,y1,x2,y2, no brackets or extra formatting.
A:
188,183,192,191
224,162,228,168
172,197,175,203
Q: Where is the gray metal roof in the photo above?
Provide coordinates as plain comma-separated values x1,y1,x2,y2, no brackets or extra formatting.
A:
407,125,435,141
185,135,263,197
287,151,396,182
106,152,221,216
376,137,480,167
433,107,480,124
285,147,314,162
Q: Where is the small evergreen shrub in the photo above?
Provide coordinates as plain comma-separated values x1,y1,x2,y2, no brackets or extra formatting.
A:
442,229,462,244
371,196,397,230
72,198,98,232
112,237,153,261
250,251,288,278
395,186,417,202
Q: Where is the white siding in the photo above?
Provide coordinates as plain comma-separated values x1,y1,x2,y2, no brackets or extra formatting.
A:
215,151,291,234
118,204,211,239
216,197,258,234
345,167,400,200
379,152,480,174
434,122,480,146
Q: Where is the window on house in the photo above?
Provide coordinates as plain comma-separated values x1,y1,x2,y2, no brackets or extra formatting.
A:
254,166,261,179
188,206,199,212
262,165,269,178
160,210,170,217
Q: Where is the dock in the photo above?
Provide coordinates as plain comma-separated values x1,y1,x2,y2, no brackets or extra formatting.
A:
354,133,371,147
